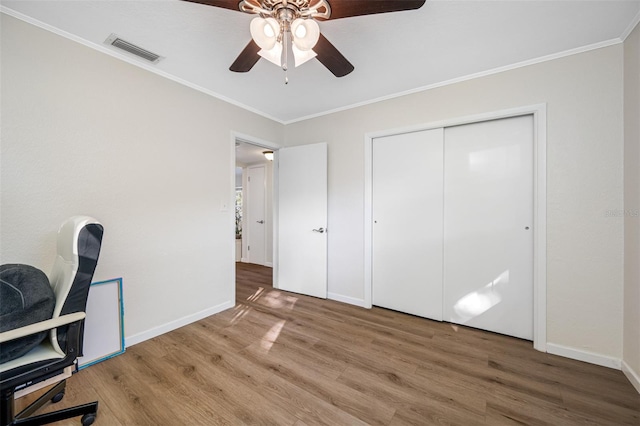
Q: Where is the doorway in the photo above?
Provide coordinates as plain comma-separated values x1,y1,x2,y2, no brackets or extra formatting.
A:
235,140,274,267
232,133,329,301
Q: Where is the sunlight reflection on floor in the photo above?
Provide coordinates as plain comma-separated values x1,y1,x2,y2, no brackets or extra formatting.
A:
230,303,252,325
236,285,298,353
259,320,286,353
247,287,298,311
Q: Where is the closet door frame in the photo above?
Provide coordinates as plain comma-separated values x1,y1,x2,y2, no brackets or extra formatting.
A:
363,104,547,352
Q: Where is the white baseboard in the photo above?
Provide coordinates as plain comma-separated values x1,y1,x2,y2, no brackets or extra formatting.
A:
546,343,621,369
124,300,234,347
327,292,368,308
622,360,640,394
238,259,271,267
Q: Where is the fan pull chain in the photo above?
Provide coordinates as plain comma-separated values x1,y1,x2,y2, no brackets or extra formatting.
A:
283,31,289,84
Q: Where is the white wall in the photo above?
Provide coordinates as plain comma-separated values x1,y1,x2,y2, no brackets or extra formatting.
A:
623,22,640,389
0,14,284,344
284,45,625,360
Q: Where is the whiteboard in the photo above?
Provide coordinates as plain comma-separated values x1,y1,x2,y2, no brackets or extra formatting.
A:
78,278,125,369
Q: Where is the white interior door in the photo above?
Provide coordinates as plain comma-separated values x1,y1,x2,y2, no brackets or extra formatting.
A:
277,143,327,298
246,165,266,265
443,115,534,340
372,129,444,320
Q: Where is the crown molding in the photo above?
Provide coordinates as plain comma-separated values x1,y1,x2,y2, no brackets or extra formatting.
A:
0,6,285,125
621,8,640,41
283,38,622,124
2,5,630,126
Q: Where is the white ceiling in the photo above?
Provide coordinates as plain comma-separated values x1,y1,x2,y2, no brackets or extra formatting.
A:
3,0,640,123
236,141,271,165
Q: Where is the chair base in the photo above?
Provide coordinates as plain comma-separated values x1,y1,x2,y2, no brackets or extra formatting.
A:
2,380,98,426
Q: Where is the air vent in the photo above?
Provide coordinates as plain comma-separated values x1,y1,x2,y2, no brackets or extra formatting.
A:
104,34,163,64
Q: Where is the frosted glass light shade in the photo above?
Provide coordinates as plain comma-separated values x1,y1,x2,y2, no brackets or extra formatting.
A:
291,18,320,51
250,17,280,50
292,44,317,67
258,42,283,66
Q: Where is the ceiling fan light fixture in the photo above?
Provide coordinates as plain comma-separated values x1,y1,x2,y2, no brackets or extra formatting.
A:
294,23,306,39
250,17,280,50
292,44,317,67
185,0,426,78
291,18,320,51
258,42,283,66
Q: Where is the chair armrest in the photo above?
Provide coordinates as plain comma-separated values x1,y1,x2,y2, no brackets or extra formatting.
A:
0,312,86,344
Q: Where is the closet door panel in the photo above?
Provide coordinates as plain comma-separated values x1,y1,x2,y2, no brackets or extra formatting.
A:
372,129,444,320
443,115,534,340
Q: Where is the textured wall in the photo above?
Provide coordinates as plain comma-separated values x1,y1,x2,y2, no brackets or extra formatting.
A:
285,45,625,359
0,14,284,343
624,22,640,383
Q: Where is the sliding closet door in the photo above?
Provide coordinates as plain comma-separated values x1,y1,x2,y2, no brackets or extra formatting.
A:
372,129,444,320
443,115,534,340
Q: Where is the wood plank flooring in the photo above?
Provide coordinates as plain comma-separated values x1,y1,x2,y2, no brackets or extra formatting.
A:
17,262,640,425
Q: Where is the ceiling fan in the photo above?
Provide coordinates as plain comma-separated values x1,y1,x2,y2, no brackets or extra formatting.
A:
182,0,426,78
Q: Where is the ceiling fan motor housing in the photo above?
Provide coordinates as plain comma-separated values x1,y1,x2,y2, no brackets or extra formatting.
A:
240,0,332,20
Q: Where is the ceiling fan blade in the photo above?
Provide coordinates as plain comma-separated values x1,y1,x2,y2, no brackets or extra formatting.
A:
315,33,354,77
180,0,241,12
322,0,426,20
230,40,261,72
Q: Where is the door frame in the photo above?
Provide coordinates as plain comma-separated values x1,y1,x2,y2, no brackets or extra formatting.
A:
363,104,548,352
231,131,281,287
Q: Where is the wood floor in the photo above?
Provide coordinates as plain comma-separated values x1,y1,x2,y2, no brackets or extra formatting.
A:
18,262,640,425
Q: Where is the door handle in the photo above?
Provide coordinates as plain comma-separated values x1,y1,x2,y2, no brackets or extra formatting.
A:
312,227,325,233
257,220,264,224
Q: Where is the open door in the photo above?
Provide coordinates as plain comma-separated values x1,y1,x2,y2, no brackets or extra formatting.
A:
276,143,327,298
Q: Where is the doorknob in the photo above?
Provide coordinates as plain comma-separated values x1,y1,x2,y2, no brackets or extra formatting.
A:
312,227,325,233
257,220,264,224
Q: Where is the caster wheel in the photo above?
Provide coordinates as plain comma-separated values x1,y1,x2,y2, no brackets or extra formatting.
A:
51,391,65,404
81,413,96,425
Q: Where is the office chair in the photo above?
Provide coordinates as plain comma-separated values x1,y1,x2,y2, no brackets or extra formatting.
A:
1,216,104,426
